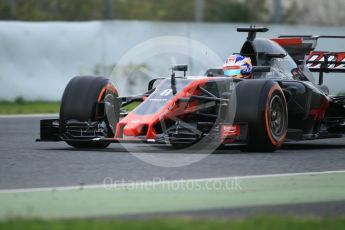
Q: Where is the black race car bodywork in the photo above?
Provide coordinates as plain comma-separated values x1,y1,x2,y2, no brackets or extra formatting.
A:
38,27,345,152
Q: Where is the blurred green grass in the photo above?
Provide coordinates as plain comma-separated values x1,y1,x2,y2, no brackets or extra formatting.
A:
0,97,60,114
122,101,141,112
0,97,141,115
1,216,345,230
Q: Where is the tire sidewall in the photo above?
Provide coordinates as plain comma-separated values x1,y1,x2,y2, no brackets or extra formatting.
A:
261,84,288,148
235,80,288,152
59,76,119,149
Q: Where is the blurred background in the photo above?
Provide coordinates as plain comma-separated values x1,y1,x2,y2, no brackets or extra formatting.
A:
0,0,344,101
2,0,345,24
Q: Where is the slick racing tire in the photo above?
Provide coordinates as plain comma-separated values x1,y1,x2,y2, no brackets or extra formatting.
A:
59,76,119,149
234,80,288,152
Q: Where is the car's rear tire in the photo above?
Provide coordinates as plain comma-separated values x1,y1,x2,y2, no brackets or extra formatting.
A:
60,76,119,149
234,80,288,152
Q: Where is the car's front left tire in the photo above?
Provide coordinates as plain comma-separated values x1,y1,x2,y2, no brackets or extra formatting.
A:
59,76,119,149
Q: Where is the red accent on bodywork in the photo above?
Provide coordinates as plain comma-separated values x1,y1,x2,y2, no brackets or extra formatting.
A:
220,124,240,139
122,122,146,136
271,38,303,46
115,78,210,140
220,124,241,144
309,98,329,121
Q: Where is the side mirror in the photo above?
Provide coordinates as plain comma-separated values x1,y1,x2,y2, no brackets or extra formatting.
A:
171,64,188,78
148,78,166,91
252,66,271,73
172,64,188,72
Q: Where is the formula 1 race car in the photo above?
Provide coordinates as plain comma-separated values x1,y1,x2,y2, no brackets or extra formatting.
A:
37,27,345,152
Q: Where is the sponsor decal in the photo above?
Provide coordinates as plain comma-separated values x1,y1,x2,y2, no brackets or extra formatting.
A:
307,52,345,70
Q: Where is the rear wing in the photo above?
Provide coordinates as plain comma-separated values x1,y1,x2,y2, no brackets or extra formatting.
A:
272,35,345,62
306,51,345,85
306,51,345,73
273,35,345,85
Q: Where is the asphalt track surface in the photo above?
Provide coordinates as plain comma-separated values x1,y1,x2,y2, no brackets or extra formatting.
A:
1,116,345,189
1,115,345,218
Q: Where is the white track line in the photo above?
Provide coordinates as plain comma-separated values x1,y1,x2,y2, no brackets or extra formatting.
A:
1,170,345,194
0,114,58,118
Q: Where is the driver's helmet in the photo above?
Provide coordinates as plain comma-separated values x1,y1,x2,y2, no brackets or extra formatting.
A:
223,55,252,79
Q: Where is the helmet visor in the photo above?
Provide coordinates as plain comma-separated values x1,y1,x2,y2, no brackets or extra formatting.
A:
224,69,241,77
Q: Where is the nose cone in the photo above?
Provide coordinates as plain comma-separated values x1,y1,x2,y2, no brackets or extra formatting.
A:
123,122,146,136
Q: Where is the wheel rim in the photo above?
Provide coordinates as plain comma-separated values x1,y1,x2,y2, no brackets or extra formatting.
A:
104,93,117,135
268,95,287,140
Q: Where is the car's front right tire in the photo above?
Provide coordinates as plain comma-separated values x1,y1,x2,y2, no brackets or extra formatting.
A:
234,80,288,152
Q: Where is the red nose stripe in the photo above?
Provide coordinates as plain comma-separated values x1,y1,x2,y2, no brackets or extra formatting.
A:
123,123,145,136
